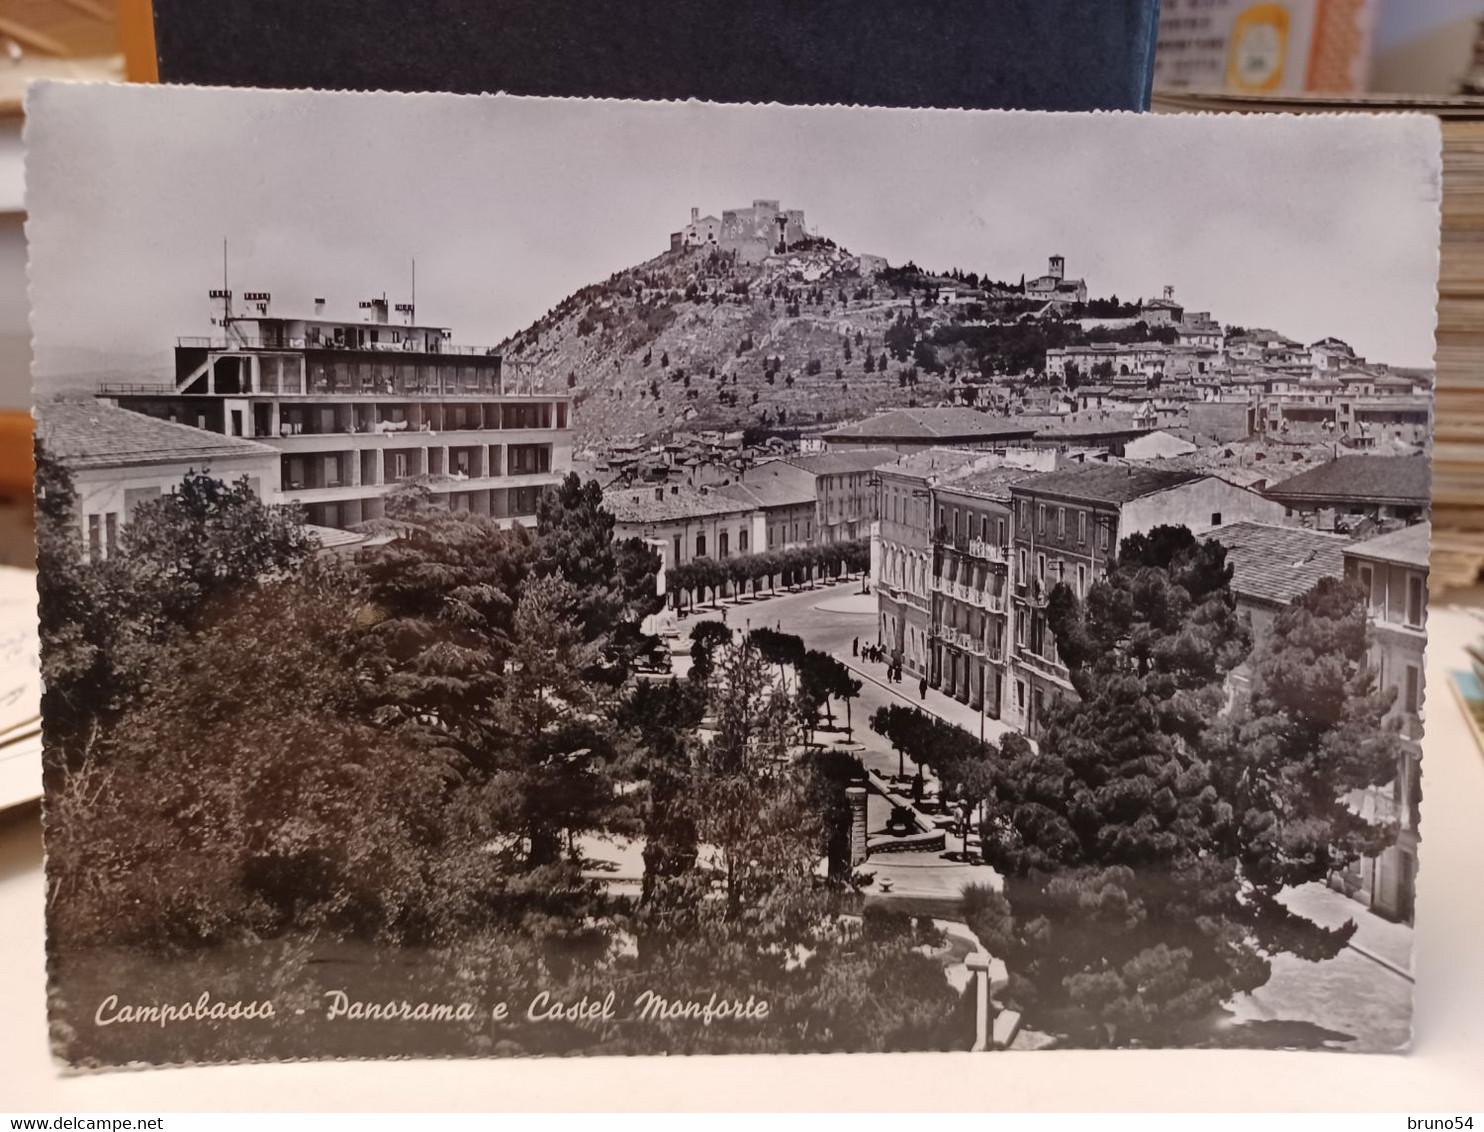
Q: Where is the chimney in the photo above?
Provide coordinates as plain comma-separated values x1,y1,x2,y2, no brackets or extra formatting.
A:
313,297,326,317
691,207,699,224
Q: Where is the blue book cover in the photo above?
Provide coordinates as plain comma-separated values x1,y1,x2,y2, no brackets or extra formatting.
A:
151,0,1161,112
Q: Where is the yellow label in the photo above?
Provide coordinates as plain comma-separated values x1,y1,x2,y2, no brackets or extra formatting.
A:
1226,3,1292,92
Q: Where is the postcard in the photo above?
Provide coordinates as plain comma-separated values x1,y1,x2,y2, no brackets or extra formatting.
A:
26,83,1439,1065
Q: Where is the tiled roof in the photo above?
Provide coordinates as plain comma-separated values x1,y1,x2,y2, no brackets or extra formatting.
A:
36,399,275,470
1206,522,1349,606
603,484,757,524
936,465,1037,503
303,524,369,550
720,463,816,509
1346,521,1431,569
878,447,994,483
1013,464,1202,504
784,449,898,476
823,408,1038,441
1264,455,1431,505
1020,412,1150,439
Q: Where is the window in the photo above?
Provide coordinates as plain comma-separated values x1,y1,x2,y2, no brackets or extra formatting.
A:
1358,563,1374,606
87,515,102,562
739,528,749,553
1100,518,1111,552
104,513,118,556
1057,507,1065,539
1018,548,1027,581
673,535,681,564
1404,665,1421,715
719,531,730,558
1077,511,1086,544
1037,505,1046,535
1016,680,1026,709
124,486,161,518
1406,574,1425,628
1210,512,1222,527
1077,563,1087,597
1037,554,1046,583
696,533,707,558
998,519,1006,544
392,452,410,481
230,410,243,437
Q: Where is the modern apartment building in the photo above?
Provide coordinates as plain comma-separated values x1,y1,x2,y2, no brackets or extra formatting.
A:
100,291,572,529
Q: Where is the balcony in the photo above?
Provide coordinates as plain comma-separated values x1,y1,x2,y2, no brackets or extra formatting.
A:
939,627,983,655
1015,647,1069,682
178,335,502,357
932,576,1010,614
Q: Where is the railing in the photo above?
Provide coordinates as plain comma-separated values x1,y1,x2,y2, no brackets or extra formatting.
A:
178,335,502,357
1015,647,1068,681
933,577,1010,613
97,382,175,394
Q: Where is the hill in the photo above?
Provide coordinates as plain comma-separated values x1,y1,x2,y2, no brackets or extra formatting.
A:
498,240,986,447
499,236,1185,449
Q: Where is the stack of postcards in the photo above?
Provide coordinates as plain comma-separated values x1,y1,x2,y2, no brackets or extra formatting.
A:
0,564,40,810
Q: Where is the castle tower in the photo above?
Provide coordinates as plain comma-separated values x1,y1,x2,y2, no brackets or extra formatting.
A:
1049,255,1065,282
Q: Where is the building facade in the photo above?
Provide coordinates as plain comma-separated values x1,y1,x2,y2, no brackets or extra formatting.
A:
874,450,1002,679
928,468,1028,720
719,460,819,551
1337,522,1429,925
604,483,766,579
37,399,282,561
1005,466,1286,736
785,449,897,544
103,294,571,530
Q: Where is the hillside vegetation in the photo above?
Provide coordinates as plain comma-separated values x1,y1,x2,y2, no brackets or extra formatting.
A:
498,240,1165,446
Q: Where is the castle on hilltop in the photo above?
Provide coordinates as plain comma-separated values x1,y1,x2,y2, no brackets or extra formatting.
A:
670,200,807,262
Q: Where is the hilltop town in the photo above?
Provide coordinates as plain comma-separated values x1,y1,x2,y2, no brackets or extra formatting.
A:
35,198,1430,1053
492,200,1431,489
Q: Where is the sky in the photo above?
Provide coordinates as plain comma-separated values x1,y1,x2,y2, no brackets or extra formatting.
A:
25,83,1443,391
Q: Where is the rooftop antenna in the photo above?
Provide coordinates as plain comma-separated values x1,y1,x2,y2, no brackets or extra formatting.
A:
208,237,234,325
395,257,417,326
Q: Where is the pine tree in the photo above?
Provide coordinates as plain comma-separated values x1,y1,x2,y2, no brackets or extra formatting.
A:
972,527,1294,1045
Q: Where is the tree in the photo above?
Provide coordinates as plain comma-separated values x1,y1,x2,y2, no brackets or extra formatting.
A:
36,454,315,774
799,650,862,741
689,619,732,683
535,473,663,680
1209,576,1405,908
46,568,481,951
488,573,614,867
972,527,1387,1046
617,678,707,898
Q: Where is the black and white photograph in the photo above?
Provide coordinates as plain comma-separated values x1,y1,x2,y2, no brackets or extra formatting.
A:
26,83,1440,1065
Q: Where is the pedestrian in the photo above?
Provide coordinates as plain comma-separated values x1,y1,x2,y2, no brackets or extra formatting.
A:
852,637,859,657
720,605,727,624
919,676,928,700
